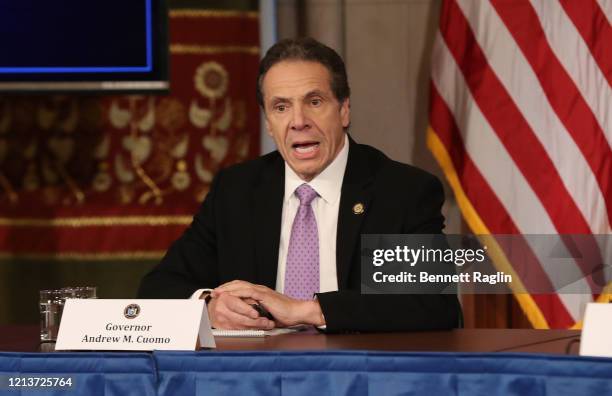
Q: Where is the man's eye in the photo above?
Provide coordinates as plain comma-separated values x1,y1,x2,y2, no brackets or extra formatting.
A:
311,99,321,106
275,105,287,112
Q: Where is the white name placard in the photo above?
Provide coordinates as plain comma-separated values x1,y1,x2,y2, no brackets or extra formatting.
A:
580,303,612,357
55,299,215,351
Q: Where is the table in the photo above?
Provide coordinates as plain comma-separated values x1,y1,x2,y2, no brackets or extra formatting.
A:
0,325,582,354
4,325,612,396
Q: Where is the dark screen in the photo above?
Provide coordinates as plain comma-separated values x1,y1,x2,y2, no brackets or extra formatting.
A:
0,0,168,91
0,0,150,72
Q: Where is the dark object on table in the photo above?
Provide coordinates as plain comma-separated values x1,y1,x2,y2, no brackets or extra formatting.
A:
250,303,274,321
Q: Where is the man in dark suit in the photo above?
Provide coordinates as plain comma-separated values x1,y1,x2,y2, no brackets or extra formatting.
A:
138,38,460,333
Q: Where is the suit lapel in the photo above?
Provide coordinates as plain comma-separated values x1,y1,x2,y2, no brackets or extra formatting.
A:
253,154,285,288
336,138,374,289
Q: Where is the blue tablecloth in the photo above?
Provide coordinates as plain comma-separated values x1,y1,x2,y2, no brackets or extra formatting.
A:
0,352,156,396
3,350,612,395
155,351,612,396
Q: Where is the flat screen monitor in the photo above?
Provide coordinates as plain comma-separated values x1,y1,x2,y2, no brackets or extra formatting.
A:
0,0,169,93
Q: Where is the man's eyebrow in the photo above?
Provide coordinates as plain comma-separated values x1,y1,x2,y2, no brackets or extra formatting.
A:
269,90,327,104
269,96,290,104
304,90,326,98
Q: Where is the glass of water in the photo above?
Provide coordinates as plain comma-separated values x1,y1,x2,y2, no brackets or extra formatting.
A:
39,286,97,342
39,289,64,342
73,286,97,299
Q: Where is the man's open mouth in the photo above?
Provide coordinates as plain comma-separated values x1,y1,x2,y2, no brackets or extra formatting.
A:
292,142,320,154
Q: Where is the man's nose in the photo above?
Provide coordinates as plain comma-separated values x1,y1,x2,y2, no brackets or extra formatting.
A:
290,105,311,131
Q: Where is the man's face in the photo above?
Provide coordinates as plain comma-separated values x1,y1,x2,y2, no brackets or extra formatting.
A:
262,60,350,181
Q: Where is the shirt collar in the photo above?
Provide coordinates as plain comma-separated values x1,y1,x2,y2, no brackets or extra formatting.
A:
284,134,349,205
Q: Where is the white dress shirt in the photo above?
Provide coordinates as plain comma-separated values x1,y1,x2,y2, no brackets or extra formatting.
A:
191,134,349,300
275,134,349,294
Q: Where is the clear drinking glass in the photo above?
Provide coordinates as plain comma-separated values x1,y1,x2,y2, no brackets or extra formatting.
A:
39,289,63,342
39,286,97,342
73,286,97,299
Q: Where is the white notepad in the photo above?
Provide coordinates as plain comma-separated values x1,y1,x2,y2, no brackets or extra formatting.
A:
212,327,304,338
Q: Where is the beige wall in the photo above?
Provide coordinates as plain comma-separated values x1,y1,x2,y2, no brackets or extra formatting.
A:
277,0,460,232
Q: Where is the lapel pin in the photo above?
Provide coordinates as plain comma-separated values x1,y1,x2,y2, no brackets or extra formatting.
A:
352,202,365,215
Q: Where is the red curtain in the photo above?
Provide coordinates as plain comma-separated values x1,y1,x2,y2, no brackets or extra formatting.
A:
0,10,260,258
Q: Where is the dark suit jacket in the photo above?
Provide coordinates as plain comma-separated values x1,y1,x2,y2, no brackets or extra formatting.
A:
138,137,461,332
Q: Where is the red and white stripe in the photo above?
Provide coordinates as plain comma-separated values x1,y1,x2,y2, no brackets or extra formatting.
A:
429,0,612,328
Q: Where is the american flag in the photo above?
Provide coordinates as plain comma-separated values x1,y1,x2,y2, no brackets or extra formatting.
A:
428,0,612,328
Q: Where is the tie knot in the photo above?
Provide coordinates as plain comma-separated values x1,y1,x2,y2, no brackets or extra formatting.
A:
295,183,318,205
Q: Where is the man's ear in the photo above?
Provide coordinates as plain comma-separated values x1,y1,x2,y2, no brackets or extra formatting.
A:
340,98,350,128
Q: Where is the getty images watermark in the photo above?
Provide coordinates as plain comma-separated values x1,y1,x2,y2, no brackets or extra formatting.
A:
361,234,612,295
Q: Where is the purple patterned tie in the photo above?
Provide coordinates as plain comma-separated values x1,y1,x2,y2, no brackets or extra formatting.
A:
284,183,319,300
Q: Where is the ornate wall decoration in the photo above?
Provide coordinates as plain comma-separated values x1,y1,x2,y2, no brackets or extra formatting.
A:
0,10,260,259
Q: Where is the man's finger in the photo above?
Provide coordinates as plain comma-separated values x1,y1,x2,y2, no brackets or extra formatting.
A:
220,294,260,319
210,296,271,329
212,282,255,298
214,281,255,294
223,310,275,329
226,288,264,302
221,279,253,288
